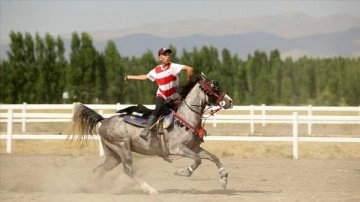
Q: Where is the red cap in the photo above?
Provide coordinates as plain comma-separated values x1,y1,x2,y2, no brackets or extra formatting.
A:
158,47,172,56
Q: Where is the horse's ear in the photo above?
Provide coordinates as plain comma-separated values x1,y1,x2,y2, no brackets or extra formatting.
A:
200,72,207,80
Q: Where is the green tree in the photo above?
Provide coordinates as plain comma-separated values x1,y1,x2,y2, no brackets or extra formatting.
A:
220,48,236,101
103,41,125,103
23,33,37,103
56,36,68,103
67,32,100,103
45,33,63,103
2,33,360,106
306,60,317,102
80,32,100,103
67,32,82,102
246,50,272,104
35,33,60,103
7,31,26,103
270,50,283,103
342,58,360,105
0,61,13,103
235,58,248,104
281,58,294,105
34,33,46,103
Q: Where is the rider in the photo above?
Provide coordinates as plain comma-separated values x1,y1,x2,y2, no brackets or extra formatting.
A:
124,47,194,141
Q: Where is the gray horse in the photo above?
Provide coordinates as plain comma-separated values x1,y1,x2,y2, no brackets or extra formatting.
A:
69,73,233,194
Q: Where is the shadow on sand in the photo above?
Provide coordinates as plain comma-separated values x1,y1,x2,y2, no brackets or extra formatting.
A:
112,188,282,195
161,188,282,195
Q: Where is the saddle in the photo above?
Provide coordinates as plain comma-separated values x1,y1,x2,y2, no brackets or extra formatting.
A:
116,104,174,129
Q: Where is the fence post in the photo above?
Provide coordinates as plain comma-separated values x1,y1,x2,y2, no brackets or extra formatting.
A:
261,104,266,127
292,112,299,160
212,116,217,128
116,103,121,111
98,110,105,156
308,105,312,135
6,109,13,153
22,102,27,133
72,102,77,114
250,105,255,134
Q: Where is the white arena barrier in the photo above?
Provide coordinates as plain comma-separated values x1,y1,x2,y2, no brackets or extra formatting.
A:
1,103,359,159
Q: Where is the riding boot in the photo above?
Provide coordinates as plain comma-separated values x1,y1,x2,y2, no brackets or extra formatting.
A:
140,115,157,141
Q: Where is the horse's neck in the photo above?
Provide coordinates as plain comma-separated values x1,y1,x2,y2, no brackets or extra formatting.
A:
176,87,205,127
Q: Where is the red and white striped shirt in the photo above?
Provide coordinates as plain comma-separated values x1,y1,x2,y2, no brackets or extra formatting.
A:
147,63,184,100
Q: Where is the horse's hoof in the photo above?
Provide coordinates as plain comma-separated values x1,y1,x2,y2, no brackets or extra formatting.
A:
162,157,173,163
174,169,192,177
220,176,228,189
148,188,159,195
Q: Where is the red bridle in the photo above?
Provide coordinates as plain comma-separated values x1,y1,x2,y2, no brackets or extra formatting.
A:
171,79,227,141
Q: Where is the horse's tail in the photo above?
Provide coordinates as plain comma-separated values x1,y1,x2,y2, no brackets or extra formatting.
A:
67,102,104,145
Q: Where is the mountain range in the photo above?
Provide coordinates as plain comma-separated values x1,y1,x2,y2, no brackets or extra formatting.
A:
90,27,360,60
1,12,359,60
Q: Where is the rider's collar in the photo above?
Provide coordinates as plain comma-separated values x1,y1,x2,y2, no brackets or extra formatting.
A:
161,63,171,70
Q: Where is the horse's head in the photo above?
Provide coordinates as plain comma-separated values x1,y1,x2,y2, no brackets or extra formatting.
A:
198,73,233,109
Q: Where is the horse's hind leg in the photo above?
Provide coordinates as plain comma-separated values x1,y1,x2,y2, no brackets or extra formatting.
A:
81,139,121,192
194,146,228,189
104,139,159,195
92,139,122,178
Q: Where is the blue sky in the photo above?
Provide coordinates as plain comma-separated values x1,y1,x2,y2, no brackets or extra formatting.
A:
1,0,359,41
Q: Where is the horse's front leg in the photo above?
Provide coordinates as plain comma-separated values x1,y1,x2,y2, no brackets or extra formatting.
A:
194,146,228,189
170,144,202,177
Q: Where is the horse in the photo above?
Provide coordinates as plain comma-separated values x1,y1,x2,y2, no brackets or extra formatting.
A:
68,73,233,194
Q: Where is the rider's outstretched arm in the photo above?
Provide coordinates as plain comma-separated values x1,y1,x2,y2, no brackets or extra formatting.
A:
124,74,148,81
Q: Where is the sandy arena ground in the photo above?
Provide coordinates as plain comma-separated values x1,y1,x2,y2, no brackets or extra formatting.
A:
1,110,359,201
0,154,359,202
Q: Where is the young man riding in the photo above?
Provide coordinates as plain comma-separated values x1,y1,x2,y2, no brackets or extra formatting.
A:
124,47,194,141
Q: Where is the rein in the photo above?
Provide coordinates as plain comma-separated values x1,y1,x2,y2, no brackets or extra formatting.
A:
183,100,203,117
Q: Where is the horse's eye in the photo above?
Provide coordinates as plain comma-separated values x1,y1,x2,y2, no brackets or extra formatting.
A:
211,81,219,89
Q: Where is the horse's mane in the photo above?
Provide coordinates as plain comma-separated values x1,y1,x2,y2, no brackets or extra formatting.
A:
178,74,201,99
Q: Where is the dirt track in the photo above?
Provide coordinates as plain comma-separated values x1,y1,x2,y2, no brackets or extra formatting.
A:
1,154,359,202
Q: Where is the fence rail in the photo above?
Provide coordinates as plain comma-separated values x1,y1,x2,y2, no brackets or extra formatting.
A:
1,104,359,159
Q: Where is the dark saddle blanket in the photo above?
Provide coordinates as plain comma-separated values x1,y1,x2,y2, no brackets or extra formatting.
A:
116,104,154,118
117,104,173,128
123,115,148,127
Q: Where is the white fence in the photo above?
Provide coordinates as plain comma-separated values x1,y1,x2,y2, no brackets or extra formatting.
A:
1,103,360,159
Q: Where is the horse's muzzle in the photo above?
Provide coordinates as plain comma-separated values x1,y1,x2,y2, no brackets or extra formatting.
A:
221,94,233,109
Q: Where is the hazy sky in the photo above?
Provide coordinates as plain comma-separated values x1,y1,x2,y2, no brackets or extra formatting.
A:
1,0,359,41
